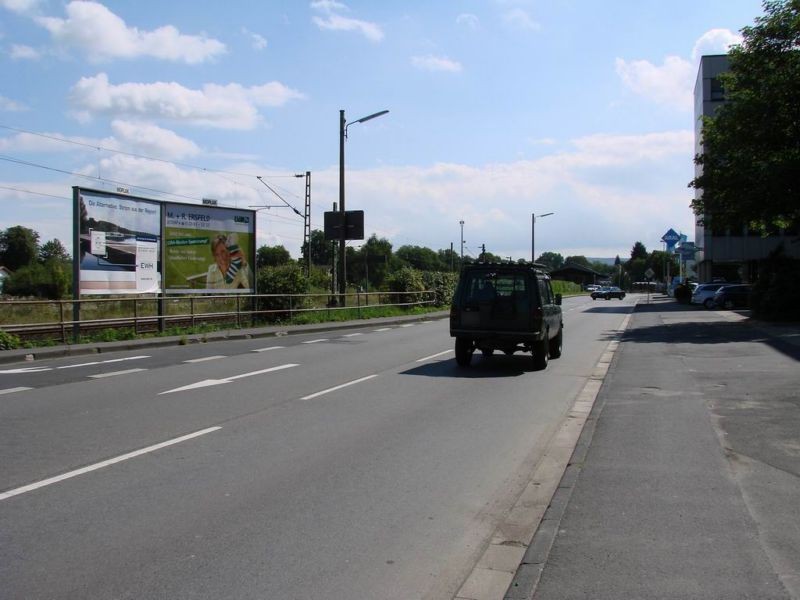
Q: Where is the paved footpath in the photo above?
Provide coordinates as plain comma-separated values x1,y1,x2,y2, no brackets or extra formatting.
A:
506,297,800,600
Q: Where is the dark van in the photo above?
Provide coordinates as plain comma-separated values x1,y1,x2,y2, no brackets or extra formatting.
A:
449,262,563,369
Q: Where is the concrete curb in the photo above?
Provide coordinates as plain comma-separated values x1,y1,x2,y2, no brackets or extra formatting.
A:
0,310,449,365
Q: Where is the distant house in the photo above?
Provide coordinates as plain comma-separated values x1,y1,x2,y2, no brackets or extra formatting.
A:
549,263,604,287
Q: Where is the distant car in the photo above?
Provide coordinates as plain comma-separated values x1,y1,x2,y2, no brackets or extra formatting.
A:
591,286,626,300
585,285,600,292
691,283,725,309
712,284,752,309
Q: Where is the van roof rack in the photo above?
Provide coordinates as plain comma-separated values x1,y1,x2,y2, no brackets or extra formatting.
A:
469,261,550,271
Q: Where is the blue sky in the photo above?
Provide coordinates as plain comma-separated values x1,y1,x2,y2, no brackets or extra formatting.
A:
0,0,764,261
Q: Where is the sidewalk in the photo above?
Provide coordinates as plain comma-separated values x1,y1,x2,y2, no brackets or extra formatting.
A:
507,297,800,600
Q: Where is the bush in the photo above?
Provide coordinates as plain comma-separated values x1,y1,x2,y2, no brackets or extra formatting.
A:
256,263,311,318
4,260,71,299
0,329,21,350
421,271,459,306
386,267,426,304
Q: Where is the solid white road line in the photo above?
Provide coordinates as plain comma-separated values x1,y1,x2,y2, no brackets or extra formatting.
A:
0,387,33,395
301,374,379,401
88,368,147,379
416,349,454,362
183,355,226,363
302,339,329,344
160,363,299,395
0,426,222,502
251,346,285,352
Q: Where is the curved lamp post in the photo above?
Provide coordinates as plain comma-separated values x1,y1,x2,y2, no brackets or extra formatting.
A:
339,109,389,305
531,212,554,263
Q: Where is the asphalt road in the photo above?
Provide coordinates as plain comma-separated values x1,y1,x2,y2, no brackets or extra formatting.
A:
0,295,637,599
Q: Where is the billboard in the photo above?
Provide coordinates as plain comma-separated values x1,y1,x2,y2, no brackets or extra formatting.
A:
74,188,161,295
164,203,255,293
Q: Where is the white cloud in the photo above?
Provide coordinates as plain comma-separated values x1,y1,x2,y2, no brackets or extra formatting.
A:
0,121,200,159
35,1,226,64
615,55,694,111
502,8,541,31
69,73,306,129
616,28,741,112
411,55,463,73
0,128,696,259
0,0,40,14
456,13,479,30
310,0,348,12
242,28,268,51
10,43,40,59
110,120,201,159
0,95,27,111
310,1,383,42
691,28,741,61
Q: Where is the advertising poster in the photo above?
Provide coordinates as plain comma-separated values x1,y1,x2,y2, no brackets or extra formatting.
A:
75,188,161,295
164,203,255,294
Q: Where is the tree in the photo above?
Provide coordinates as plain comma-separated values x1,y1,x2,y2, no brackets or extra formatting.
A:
301,229,333,266
0,226,40,270
536,252,564,270
689,0,800,234
39,239,70,264
630,242,648,261
257,244,291,268
437,248,459,272
564,255,591,268
395,245,442,271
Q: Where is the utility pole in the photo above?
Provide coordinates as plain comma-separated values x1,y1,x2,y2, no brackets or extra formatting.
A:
331,202,337,304
450,242,454,272
481,243,486,261
298,171,311,278
459,220,465,270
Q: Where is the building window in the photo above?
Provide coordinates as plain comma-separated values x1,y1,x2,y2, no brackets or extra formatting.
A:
710,77,725,101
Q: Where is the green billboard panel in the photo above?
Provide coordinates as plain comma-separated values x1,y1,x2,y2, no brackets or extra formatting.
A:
164,203,255,293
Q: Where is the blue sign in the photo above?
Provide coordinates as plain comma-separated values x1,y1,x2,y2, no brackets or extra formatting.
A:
661,228,680,251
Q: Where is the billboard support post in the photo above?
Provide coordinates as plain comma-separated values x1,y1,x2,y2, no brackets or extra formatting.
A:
71,188,81,342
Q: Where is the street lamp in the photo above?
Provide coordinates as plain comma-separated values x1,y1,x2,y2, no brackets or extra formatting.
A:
531,212,554,263
339,109,389,305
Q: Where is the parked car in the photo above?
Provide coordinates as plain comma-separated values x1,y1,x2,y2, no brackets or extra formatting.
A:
691,283,726,309
591,286,626,300
712,284,752,309
449,262,563,370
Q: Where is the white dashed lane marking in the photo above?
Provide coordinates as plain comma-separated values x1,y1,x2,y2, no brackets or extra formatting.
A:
0,426,221,502
416,350,453,362
301,374,379,401
88,368,147,379
183,355,226,363
0,387,33,395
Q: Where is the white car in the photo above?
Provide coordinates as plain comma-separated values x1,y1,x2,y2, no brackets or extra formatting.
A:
691,283,725,309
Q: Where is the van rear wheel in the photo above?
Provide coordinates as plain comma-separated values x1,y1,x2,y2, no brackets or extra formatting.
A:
455,338,473,367
532,336,549,371
548,328,563,359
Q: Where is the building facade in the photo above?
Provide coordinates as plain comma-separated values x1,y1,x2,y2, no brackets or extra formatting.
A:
693,55,799,283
